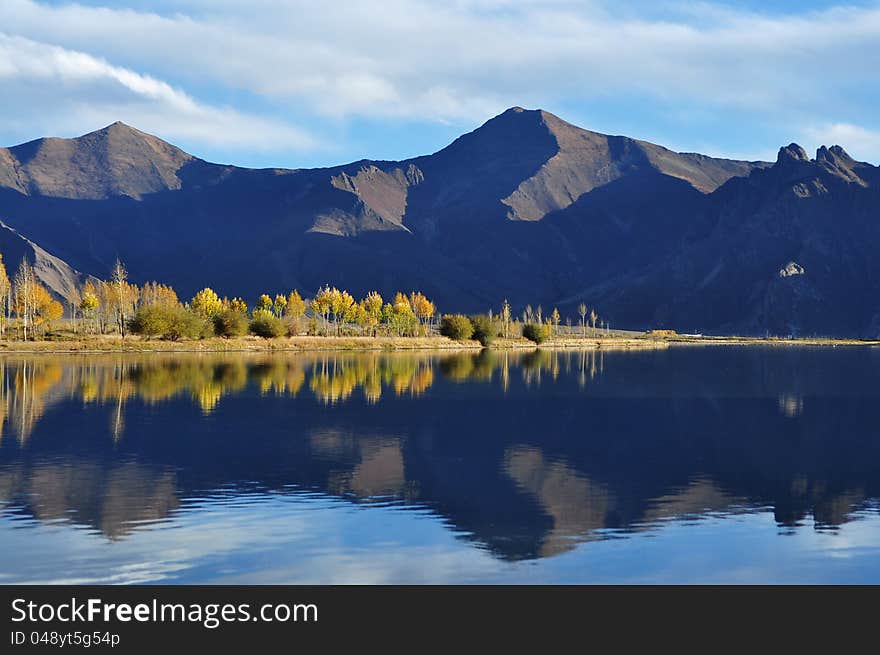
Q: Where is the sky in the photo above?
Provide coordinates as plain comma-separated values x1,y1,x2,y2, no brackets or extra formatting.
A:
1,0,879,168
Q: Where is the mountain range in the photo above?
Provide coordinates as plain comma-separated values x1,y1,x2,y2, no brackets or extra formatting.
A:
1,106,878,336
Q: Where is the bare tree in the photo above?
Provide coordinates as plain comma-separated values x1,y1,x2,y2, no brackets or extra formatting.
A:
0,254,9,339
590,308,598,336
13,259,36,341
501,299,511,338
578,303,587,337
67,284,82,335
111,259,130,338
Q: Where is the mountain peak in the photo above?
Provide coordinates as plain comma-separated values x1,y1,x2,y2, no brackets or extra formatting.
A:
817,144,856,166
2,122,195,200
777,143,810,164
85,120,171,145
99,120,138,134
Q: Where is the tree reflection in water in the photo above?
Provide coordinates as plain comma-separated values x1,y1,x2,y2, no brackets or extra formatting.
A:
0,347,879,565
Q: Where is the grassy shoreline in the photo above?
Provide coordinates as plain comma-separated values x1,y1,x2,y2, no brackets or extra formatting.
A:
0,333,876,354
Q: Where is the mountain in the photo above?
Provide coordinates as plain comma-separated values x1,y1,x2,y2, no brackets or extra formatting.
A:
575,142,880,336
0,107,878,336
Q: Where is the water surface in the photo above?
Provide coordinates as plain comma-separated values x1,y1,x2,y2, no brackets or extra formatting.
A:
1,346,879,583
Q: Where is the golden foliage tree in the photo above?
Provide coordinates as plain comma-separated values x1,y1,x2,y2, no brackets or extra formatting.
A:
287,290,306,319
273,294,287,318
409,291,435,327
141,282,179,308
361,291,383,337
80,281,100,334
257,294,273,313
226,297,248,314
33,285,63,335
191,287,224,319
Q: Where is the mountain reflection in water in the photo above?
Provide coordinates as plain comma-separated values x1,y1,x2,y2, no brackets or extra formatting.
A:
1,347,880,581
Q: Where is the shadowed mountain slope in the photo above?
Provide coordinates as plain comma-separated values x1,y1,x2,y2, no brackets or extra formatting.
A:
2,108,878,336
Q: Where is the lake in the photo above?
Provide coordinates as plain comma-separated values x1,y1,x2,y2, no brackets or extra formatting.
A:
1,346,879,584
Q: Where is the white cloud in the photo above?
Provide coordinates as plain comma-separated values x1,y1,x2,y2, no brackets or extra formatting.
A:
1,0,879,123
0,33,316,152
0,1,879,161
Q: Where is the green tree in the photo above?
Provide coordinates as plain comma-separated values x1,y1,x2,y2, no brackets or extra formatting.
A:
440,314,474,341
468,314,497,347
214,309,249,337
523,323,550,344
250,310,285,338
129,305,209,340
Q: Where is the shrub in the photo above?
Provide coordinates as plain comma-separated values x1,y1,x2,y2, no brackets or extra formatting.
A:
468,314,498,347
213,309,249,337
129,305,209,341
283,315,302,337
439,314,474,341
250,312,285,338
522,322,550,344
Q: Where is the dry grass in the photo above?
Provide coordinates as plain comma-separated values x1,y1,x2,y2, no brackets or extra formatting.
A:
0,333,483,353
0,330,875,354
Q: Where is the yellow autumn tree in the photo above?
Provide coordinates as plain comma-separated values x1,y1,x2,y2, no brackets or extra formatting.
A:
287,290,306,319
80,281,100,334
409,291,435,328
190,288,224,318
141,282,179,307
33,284,64,335
273,294,287,317
226,297,248,314
310,286,333,333
361,291,383,337
329,288,355,334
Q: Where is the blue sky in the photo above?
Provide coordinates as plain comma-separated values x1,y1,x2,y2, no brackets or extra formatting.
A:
1,0,879,168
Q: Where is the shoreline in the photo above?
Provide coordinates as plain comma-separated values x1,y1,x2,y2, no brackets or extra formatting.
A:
0,333,876,354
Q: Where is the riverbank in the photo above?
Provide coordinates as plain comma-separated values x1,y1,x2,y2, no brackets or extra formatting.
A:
0,333,875,353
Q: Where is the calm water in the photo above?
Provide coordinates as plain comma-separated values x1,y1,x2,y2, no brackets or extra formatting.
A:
1,346,879,584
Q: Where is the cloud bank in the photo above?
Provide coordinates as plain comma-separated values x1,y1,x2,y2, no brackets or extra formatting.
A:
1,0,879,162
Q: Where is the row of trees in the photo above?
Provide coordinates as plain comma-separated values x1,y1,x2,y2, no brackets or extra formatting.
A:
440,299,609,347
0,253,611,343
128,283,440,341
494,299,608,340
72,260,436,341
